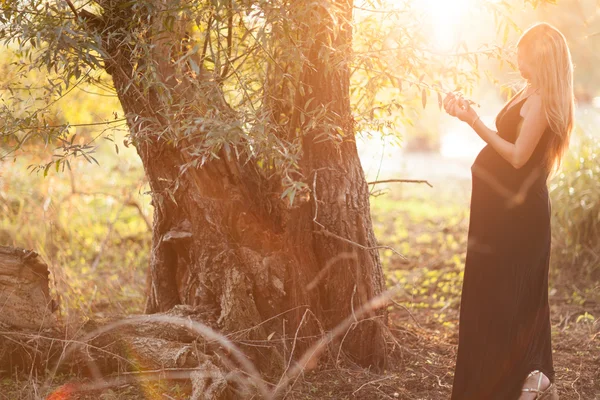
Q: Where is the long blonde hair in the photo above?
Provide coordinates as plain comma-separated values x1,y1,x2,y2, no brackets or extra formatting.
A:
517,23,574,172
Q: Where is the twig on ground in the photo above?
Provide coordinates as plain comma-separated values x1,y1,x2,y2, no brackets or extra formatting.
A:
69,371,224,393
570,360,582,400
44,315,271,399
64,0,79,18
0,331,137,368
226,305,308,340
390,299,422,329
351,375,396,396
276,309,310,388
272,285,401,398
422,366,452,389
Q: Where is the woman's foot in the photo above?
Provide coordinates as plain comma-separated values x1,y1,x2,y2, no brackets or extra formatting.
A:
519,370,552,400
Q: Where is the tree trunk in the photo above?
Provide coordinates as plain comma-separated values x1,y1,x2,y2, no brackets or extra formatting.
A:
297,0,388,367
93,0,387,373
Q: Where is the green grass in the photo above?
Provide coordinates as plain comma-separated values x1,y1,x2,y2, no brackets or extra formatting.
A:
370,181,470,329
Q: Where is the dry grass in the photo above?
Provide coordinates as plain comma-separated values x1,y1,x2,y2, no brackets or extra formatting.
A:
1,141,599,399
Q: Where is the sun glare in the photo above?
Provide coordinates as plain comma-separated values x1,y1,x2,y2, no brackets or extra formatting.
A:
412,0,475,51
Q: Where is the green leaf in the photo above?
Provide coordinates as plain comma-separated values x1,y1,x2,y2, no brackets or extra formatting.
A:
281,186,292,200
304,97,314,110
163,15,175,31
189,58,200,75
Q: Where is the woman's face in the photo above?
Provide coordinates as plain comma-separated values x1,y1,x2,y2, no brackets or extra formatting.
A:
517,46,533,82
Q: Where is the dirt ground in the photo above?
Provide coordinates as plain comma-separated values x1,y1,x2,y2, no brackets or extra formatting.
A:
289,180,600,400
2,180,598,400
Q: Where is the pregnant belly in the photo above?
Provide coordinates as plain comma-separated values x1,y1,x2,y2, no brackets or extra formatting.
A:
472,145,548,198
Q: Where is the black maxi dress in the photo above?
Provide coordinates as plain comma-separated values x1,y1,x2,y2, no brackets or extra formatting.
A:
451,94,556,400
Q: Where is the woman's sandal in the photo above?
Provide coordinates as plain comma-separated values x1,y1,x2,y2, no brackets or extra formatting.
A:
521,370,559,399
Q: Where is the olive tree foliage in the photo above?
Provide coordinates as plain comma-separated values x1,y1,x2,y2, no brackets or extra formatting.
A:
0,0,549,187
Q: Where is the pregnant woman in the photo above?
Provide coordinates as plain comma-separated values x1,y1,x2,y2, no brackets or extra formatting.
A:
444,23,574,400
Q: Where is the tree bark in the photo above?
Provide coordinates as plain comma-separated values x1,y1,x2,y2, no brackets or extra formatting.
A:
297,0,388,368
0,246,59,372
0,246,57,330
90,0,387,373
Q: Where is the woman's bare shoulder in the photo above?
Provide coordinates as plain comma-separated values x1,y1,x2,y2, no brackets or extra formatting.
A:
521,92,543,117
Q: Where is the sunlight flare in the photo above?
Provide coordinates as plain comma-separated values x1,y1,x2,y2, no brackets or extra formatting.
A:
414,0,474,51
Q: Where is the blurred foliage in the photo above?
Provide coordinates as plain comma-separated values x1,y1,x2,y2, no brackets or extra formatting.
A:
0,133,150,317
523,0,600,101
477,0,600,103
549,127,600,293
352,0,519,152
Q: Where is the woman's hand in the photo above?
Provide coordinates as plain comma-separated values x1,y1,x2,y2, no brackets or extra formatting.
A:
443,92,478,125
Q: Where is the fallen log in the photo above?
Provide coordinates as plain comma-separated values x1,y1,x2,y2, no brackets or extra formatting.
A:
0,246,266,399
0,246,60,372
0,245,57,330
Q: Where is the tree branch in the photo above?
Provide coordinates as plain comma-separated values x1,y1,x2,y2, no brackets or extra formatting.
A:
200,13,213,74
220,0,234,81
64,0,78,18
64,0,103,27
15,118,127,130
368,179,433,188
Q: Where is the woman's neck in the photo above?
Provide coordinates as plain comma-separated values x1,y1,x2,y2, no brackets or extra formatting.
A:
524,81,539,95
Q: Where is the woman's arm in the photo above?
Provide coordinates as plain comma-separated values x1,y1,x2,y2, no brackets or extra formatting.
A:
444,93,548,169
